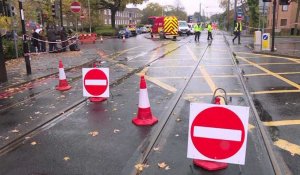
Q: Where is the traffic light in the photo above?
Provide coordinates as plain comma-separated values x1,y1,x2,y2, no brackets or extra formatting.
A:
37,14,41,24
9,5,15,17
279,0,291,5
188,16,193,23
52,4,56,17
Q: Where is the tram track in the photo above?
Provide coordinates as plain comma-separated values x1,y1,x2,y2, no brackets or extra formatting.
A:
0,38,191,157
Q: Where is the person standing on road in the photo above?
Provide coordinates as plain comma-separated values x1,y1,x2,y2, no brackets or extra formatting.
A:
47,26,58,53
194,22,202,42
60,27,68,52
207,22,213,40
233,18,242,44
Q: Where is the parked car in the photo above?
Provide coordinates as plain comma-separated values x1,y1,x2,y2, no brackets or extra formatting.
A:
178,21,191,36
118,28,132,38
140,27,148,33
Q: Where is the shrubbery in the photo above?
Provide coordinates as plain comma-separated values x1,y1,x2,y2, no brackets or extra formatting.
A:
2,38,23,60
95,26,117,36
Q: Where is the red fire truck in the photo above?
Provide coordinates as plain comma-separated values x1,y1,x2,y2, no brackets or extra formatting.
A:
148,16,179,39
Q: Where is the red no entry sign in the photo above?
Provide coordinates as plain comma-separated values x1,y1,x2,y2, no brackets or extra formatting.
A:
82,68,109,97
71,1,81,13
188,103,249,165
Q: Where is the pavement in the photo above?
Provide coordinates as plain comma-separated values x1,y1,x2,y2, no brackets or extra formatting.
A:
224,32,300,58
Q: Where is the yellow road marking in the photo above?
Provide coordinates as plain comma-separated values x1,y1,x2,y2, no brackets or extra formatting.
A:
155,75,237,79
245,72,300,77
251,90,300,95
144,75,177,93
186,46,216,92
263,120,300,127
248,124,255,132
236,52,300,63
237,56,300,89
187,92,243,96
274,139,300,156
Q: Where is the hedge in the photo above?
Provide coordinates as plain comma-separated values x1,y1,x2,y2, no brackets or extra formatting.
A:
2,38,23,60
95,27,117,36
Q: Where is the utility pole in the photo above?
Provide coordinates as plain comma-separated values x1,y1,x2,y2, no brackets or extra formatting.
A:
227,0,230,31
271,0,276,52
60,0,63,27
19,0,31,74
234,0,237,20
0,34,8,82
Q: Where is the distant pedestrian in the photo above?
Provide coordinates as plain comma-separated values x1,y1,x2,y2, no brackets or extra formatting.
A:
60,27,68,52
39,29,46,52
207,22,213,40
233,18,242,44
194,22,202,42
32,29,40,52
47,26,58,53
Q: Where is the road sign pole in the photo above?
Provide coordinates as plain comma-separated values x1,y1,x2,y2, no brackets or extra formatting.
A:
271,0,276,52
19,0,31,75
60,0,63,27
0,34,8,82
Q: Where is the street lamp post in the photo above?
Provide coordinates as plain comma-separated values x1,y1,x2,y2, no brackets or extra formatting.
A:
271,0,276,52
19,0,31,74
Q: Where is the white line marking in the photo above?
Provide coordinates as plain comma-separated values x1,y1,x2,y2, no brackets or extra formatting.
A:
85,80,106,86
194,126,242,141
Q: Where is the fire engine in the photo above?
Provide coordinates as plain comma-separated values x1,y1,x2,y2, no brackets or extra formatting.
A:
148,16,179,39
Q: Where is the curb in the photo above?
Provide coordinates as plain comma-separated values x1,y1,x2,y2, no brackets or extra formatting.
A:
246,44,300,59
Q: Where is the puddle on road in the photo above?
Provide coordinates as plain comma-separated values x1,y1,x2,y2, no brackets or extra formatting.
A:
254,98,279,141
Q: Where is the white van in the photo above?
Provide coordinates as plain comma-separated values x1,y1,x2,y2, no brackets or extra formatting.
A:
178,21,191,36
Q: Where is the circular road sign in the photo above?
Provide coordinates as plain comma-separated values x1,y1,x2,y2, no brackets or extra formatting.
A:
191,106,245,160
263,34,268,40
84,69,108,96
71,1,81,13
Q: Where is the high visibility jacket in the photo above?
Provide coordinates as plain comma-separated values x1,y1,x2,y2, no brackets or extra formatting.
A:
194,24,202,32
207,24,213,32
234,22,242,32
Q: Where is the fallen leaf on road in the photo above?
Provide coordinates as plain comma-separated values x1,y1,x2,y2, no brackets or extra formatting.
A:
176,118,182,122
5,136,9,140
114,129,120,133
158,162,167,169
25,137,30,140
31,141,37,145
112,108,118,111
35,111,41,115
175,134,179,137
135,163,149,173
88,131,99,137
60,95,66,98
165,166,170,170
153,147,160,151
11,129,19,133
64,156,70,161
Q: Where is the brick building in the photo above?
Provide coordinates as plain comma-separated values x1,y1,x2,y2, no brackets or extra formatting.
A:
267,2,299,34
101,8,142,26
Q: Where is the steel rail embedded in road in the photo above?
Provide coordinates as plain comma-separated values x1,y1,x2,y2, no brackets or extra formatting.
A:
0,38,192,157
222,32,291,175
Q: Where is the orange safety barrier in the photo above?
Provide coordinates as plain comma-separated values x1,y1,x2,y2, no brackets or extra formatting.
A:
79,33,97,44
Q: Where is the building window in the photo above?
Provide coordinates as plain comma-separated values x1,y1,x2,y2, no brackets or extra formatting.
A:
282,5,288,11
105,19,107,25
280,19,287,26
104,10,106,15
129,13,132,18
108,10,111,15
109,19,111,24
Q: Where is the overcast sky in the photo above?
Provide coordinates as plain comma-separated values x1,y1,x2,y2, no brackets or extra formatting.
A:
128,0,224,16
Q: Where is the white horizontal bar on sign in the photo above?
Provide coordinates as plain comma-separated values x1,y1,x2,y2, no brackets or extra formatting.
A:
85,80,107,86
194,126,242,142
71,6,81,9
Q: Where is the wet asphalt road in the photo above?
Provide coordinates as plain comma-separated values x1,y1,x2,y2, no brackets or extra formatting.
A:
0,32,299,174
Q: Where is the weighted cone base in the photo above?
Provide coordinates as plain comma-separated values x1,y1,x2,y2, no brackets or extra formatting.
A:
89,97,107,102
56,85,72,91
132,116,158,126
193,159,228,171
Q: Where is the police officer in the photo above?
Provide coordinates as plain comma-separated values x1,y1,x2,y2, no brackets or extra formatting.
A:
194,22,202,42
233,18,242,44
207,22,213,40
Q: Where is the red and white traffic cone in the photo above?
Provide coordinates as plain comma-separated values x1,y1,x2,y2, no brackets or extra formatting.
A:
56,60,72,91
193,96,228,171
132,76,158,126
89,63,107,102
